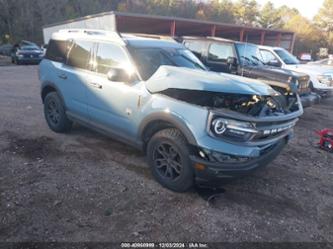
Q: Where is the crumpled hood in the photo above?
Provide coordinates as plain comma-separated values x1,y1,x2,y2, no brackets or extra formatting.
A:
145,66,278,96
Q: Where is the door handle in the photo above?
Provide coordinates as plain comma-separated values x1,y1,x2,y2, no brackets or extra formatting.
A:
89,82,102,89
58,74,67,80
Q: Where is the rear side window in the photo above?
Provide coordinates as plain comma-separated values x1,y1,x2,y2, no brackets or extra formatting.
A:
95,43,128,74
208,43,234,62
45,39,69,63
184,40,204,58
67,40,94,70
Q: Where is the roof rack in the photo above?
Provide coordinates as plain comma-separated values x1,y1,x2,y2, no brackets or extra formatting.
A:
123,33,177,42
57,29,126,44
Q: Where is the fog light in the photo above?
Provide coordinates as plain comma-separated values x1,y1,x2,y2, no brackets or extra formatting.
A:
194,163,206,171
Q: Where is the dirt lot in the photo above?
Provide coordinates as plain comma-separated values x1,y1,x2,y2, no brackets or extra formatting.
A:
0,64,332,243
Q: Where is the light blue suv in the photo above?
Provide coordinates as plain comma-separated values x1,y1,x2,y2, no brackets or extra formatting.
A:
39,30,303,192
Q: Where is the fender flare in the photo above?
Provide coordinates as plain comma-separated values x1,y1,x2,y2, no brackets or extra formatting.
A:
138,112,197,146
41,81,66,107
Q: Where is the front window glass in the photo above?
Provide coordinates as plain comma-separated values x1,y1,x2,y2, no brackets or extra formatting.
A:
260,49,278,64
235,43,265,66
274,49,300,65
95,43,130,74
129,47,206,80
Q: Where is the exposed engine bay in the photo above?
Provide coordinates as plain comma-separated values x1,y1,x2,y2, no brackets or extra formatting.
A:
161,88,300,117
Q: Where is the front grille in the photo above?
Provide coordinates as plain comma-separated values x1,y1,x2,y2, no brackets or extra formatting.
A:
251,119,297,142
23,54,39,58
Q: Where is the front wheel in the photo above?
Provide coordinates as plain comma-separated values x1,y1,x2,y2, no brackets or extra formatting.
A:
44,92,72,133
147,128,194,192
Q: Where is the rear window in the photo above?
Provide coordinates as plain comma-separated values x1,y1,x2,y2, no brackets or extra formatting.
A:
45,39,69,63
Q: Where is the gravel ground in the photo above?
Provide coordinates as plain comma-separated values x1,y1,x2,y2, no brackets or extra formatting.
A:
0,65,332,243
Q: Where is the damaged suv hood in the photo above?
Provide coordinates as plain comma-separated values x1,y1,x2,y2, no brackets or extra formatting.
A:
146,66,278,96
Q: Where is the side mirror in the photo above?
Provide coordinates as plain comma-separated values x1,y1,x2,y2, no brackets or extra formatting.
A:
227,56,238,66
267,59,281,67
107,68,131,82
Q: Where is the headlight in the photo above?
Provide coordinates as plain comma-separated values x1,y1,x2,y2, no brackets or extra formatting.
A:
210,118,257,142
317,74,333,85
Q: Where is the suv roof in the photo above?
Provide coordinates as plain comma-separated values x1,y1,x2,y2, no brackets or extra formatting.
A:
51,29,182,49
182,36,234,43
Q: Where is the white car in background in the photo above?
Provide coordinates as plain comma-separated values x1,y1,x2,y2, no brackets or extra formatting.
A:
259,45,333,96
309,57,333,66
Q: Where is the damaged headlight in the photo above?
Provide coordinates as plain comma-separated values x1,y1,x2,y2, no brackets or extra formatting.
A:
211,118,257,142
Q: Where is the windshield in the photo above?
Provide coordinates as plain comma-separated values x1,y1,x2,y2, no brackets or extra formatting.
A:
235,43,265,66
129,47,207,80
20,45,40,51
274,49,299,65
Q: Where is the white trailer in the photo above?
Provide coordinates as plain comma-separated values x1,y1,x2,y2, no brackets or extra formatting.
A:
42,11,295,51
43,13,117,44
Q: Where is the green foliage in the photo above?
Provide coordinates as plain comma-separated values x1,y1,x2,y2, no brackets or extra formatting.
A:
314,0,333,49
257,1,282,28
233,0,259,25
284,14,324,54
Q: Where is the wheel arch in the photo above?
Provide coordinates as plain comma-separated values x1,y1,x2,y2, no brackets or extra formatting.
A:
41,82,65,106
139,112,197,152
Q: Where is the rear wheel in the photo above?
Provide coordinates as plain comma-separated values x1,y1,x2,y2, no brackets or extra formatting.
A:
44,92,72,133
147,128,194,192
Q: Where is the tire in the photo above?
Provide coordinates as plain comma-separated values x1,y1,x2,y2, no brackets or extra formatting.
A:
147,128,194,192
44,92,72,133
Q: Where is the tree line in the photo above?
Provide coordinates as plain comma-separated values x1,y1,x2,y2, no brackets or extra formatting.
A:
0,0,332,55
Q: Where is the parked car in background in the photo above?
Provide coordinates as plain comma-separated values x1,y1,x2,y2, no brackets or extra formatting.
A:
39,29,303,191
308,57,333,66
298,53,312,63
0,44,13,56
182,37,318,108
11,41,44,65
259,45,333,97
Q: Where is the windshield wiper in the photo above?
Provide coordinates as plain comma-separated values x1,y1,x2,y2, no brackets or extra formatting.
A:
251,55,264,65
241,55,258,66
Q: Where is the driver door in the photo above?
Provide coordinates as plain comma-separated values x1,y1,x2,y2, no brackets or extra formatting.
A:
86,42,142,140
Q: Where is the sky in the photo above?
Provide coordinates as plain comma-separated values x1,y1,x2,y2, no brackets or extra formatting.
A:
254,0,325,19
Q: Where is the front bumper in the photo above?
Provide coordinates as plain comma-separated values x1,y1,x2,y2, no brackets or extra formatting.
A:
313,88,333,98
17,56,42,64
300,92,321,108
191,136,289,185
